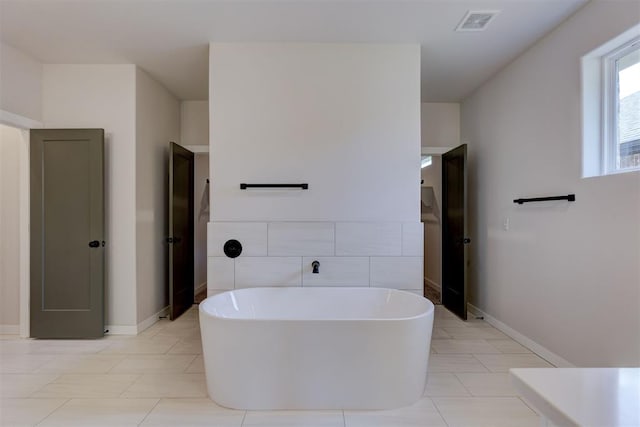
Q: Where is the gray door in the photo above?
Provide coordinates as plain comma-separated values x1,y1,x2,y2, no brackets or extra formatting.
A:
168,142,194,320
30,129,105,338
442,144,469,320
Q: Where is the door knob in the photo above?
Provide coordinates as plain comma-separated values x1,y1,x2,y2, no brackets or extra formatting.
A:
462,237,471,244
88,240,100,248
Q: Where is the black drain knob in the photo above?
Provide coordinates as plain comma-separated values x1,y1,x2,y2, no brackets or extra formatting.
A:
223,239,242,258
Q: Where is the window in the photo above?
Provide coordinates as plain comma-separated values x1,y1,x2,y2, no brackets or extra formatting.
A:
603,37,640,173
581,24,640,178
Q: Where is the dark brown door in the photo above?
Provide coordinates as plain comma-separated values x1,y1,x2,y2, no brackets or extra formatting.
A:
169,142,194,320
442,144,469,320
30,129,105,338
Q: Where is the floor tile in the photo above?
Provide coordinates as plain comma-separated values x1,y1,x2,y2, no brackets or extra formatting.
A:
430,328,450,339
0,354,55,373
432,397,539,427
35,354,125,374
0,304,559,426
167,338,203,355
442,327,508,340
0,374,59,398
455,373,518,396
109,355,197,374
428,354,489,373
0,341,39,354
433,317,467,328
431,339,501,354
100,338,178,355
423,373,471,397
185,355,205,373
0,398,67,426
137,321,170,339
38,398,158,426
140,398,244,426
344,397,447,427
155,325,202,340
473,354,553,372
30,340,111,354
434,305,457,319
32,374,139,398
485,339,532,354
243,410,344,426
121,373,207,398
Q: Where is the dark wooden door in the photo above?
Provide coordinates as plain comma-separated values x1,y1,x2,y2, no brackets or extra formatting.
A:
30,129,105,338
168,142,194,320
442,144,469,320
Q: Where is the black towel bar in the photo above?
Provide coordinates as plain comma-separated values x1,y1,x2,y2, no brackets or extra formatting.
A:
513,194,575,204
240,183,308,190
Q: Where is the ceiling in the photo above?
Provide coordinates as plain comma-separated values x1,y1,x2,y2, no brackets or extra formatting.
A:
0,0,588,102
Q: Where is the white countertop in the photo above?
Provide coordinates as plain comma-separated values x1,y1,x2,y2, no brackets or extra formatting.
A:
510,368,640,427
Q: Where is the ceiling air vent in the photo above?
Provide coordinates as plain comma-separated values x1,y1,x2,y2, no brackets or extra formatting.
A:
456,10,500,32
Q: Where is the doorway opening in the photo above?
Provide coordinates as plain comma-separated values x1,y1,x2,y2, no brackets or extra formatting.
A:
194,152,209,304
421,144,469,320
421,148,445,306
0,112,42,338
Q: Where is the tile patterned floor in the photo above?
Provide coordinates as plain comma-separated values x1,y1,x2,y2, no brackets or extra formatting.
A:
0,304,553,426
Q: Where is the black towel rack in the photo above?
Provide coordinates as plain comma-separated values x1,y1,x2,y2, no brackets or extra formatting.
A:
240,183,308,190
513,194,575,204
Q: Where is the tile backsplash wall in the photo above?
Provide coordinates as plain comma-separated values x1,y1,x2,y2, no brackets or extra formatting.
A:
207,222,423,295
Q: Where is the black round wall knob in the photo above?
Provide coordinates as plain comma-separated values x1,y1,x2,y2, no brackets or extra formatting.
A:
223,239,242,258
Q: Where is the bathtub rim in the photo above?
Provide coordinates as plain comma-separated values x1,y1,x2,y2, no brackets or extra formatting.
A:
199,287,435,323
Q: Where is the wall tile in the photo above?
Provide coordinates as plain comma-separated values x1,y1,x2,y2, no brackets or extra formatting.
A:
206,257,234,290
235,257,301,288
370,257,423,290
268,222,334,256
207,222,267,256
302,257,369,287
402,222,424,256
335,222,401,256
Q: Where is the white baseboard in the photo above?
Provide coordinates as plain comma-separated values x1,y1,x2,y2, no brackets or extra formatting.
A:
0,324,19,335
106,306,170,336
467,303,574,368
195,282,207,294
424,277,441,291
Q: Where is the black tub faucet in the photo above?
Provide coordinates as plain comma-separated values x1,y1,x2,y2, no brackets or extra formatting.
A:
312,260,320,274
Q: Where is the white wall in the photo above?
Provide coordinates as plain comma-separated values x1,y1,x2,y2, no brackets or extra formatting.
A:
0,125,22,330
0,42,42,121
181,100,210,293
421,103,460,148
208,43,422,295
43,64,138,329
210,43,420,222
135,68,180,324
461,1,640,366
420,102,460,290
181,101,209,146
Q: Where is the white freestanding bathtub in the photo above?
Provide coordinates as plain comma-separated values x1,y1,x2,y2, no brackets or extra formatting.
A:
199,287,434,410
